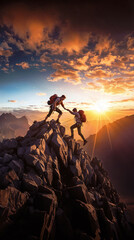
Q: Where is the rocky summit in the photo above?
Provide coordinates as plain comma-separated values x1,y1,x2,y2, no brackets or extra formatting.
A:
0,120,133,240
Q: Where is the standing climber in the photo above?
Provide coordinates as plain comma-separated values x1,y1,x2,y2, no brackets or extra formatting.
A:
67,108,87,145
44,94,67,123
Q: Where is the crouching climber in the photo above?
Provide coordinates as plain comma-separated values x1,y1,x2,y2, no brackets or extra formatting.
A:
67,108,87,145
44,94,67,123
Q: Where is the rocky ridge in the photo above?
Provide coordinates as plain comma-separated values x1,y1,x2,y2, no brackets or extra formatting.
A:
0,119,133,240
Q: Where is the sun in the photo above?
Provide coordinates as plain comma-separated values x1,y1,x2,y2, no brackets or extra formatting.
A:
93,100,109,114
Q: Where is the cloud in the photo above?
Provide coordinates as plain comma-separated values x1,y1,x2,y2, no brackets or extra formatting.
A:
0,41,12,50
86,77,134,94
1,67,8,73
86,69,113,79
110,98,134,103
95,36,113,54
127,36,134,50
99,54,117,66
1,0,133,55
36,92,46,96
48,66,81,84
0,49,13,57
8,100,17,103
40,53,52,64
16,62,30,69
69,55,89,71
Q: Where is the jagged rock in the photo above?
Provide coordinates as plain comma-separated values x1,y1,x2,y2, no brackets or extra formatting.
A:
68,184,91,203
70,160,82,177
97,208,117,240
64,135,76,153
9,159,24,177
17,146,25,157
55,208,73,240
72,200,100,239
0,186,29,216
51,132,68,167
44,156,53,185
22,173,39,193
2,139,18,149
71,176,84,186
0,169,20,188
24,154,45,175
25,144,37,155
3,153,12,164
34,187,57,240
59,125,65,137
0,119,133,240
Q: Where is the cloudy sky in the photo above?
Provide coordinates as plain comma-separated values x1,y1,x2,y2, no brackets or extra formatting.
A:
0,0,134,116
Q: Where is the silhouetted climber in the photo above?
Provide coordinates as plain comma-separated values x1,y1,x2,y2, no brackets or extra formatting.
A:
67,108,87,145
44,94,66,123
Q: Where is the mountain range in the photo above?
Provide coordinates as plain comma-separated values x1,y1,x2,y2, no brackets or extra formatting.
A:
0,113,29,141
84,114,134,196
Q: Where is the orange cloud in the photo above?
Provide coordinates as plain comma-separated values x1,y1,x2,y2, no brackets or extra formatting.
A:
95,36,113,54
0,49,13,57
100,54,117,66
60,25,90,52
16,62,30,69
48,66,81,85
110,98,134,103
87,77,134,94
8,100,16,103
40,53,52,63
1,67,8,73
2,3,59,51
69,54,89,70
86,69,113,79
127,36,134,50
36,92,46,96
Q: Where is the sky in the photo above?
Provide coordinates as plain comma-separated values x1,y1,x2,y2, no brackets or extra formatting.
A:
0,0,134,120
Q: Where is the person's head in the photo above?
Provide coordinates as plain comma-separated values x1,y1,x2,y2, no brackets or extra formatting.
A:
73,108,77,112
61,95,66,100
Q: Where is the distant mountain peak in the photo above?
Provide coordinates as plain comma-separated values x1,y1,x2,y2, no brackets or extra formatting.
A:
0,112,29,141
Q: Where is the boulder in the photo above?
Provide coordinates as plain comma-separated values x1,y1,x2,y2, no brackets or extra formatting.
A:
34,188,57,240
2,139,18,149
64,135,76,153
97,208,117,240
72,200,100,239
0,186,29,216
17,146,25,157
0,169,20,188
68,184,91,203
3,153,12,164
70,160,82,177
55,208,73,240
9,159,24,177
59,125,65,137
51,132,68,167
24,154,45,175
22,173,39,193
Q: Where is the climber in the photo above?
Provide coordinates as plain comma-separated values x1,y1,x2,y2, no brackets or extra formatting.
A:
44,94,67,123
66,108,88,145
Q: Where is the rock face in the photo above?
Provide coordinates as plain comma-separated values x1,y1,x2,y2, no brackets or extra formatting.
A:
0,113,29,141
0,119,133,240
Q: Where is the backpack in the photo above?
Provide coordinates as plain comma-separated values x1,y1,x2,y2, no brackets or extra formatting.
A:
47,94,58,105
78,110,86,122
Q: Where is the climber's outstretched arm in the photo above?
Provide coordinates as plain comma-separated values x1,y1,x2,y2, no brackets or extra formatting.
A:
66,109,74,115
61,102,67,110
